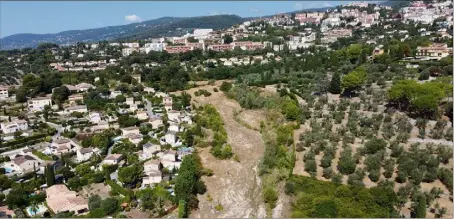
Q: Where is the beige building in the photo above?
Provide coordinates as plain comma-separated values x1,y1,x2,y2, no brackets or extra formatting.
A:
416,43,453,59
45,184,88,215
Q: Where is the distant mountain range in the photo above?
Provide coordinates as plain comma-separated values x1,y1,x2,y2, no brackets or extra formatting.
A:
0,15,246,50
0,1,399,51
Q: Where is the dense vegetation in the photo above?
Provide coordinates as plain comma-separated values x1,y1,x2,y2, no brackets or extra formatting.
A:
285,175,399,218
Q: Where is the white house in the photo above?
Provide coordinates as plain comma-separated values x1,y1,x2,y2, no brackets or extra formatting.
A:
164,104,172,112
5,155,41,174
155,92,167,98
89,112,102,124
168,124,180,132
76,148,94,162
47,138,75,156
136,111,148,120
144,159,161,174
110,91,123,99
0,86,9,99
167,110,181,122
142,172,163,187
163,96,172,106
144,87,155,94
65,105,88,114
1,120,28,134
75,83,95,92
126,97,135,106
161,150,177,162
68,94,84,105
127,134,143,145
121,126,140,137
149,117,163,129
28,96,52,112
160,159,181,170
142,143,161,159
102,154,124,166
164,131,178,145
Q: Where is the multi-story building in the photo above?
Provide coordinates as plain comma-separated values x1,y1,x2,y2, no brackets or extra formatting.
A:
207,44,233,52
171,37,187,45
0,86,9,99
245,43,264,50
143,43,165,52
295,12,324,24
122,42,140,48
193,29,213,36
1,120,28,134
165,46,193,54
416,43,453,59
122,48,139,56
186,43,205,51
27,96,52,112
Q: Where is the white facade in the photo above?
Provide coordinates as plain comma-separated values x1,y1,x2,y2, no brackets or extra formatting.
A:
28,97,52,112
167,111,181,122
193,29,213,36
149,118,163,129
65,105,88,114
102,154,124,166
121,127,140,137
165,131,177,145
89,112,102,124
143,43,166,52
0,86,9,99
1,120,28,134
142,143,161,159
142,174,162,186
76,148,94,163
136,111,148,120
161,159,181,170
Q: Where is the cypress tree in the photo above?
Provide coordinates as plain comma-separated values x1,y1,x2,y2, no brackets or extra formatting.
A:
414,194,427,218
33,163,37,180
328,72,342,94
45,165,55,186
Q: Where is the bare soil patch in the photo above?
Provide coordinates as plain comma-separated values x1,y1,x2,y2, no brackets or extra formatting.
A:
179,83,267,218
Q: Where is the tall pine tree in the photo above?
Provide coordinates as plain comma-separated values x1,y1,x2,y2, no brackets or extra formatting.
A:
328,72,342,94
45,165,55,186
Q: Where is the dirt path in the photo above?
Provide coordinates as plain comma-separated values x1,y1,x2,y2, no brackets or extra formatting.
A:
179,83,267,218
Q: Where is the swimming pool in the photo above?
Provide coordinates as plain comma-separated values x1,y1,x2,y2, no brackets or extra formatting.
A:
4,168,12,173
25,204,47,216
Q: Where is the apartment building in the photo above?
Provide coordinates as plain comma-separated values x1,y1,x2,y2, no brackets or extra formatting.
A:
165,46,193,54
207,44,233,52
416,43,453,59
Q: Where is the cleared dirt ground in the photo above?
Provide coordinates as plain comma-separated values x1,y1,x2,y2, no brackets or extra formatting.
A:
173,81,267,218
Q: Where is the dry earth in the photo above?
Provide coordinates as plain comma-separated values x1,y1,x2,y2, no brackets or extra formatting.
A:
173,81,267,218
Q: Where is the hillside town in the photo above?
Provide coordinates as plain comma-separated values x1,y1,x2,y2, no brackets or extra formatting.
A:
0,0,452,218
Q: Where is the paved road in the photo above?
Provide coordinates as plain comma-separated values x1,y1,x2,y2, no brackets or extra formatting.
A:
143,98,155,118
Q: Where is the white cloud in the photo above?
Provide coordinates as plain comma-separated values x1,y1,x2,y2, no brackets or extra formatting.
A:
210,11,219,15
294,2,303,10
250,8,260,13
125,15,142,23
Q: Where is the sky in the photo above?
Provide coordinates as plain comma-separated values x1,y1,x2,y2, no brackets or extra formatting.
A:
0,1,352,38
